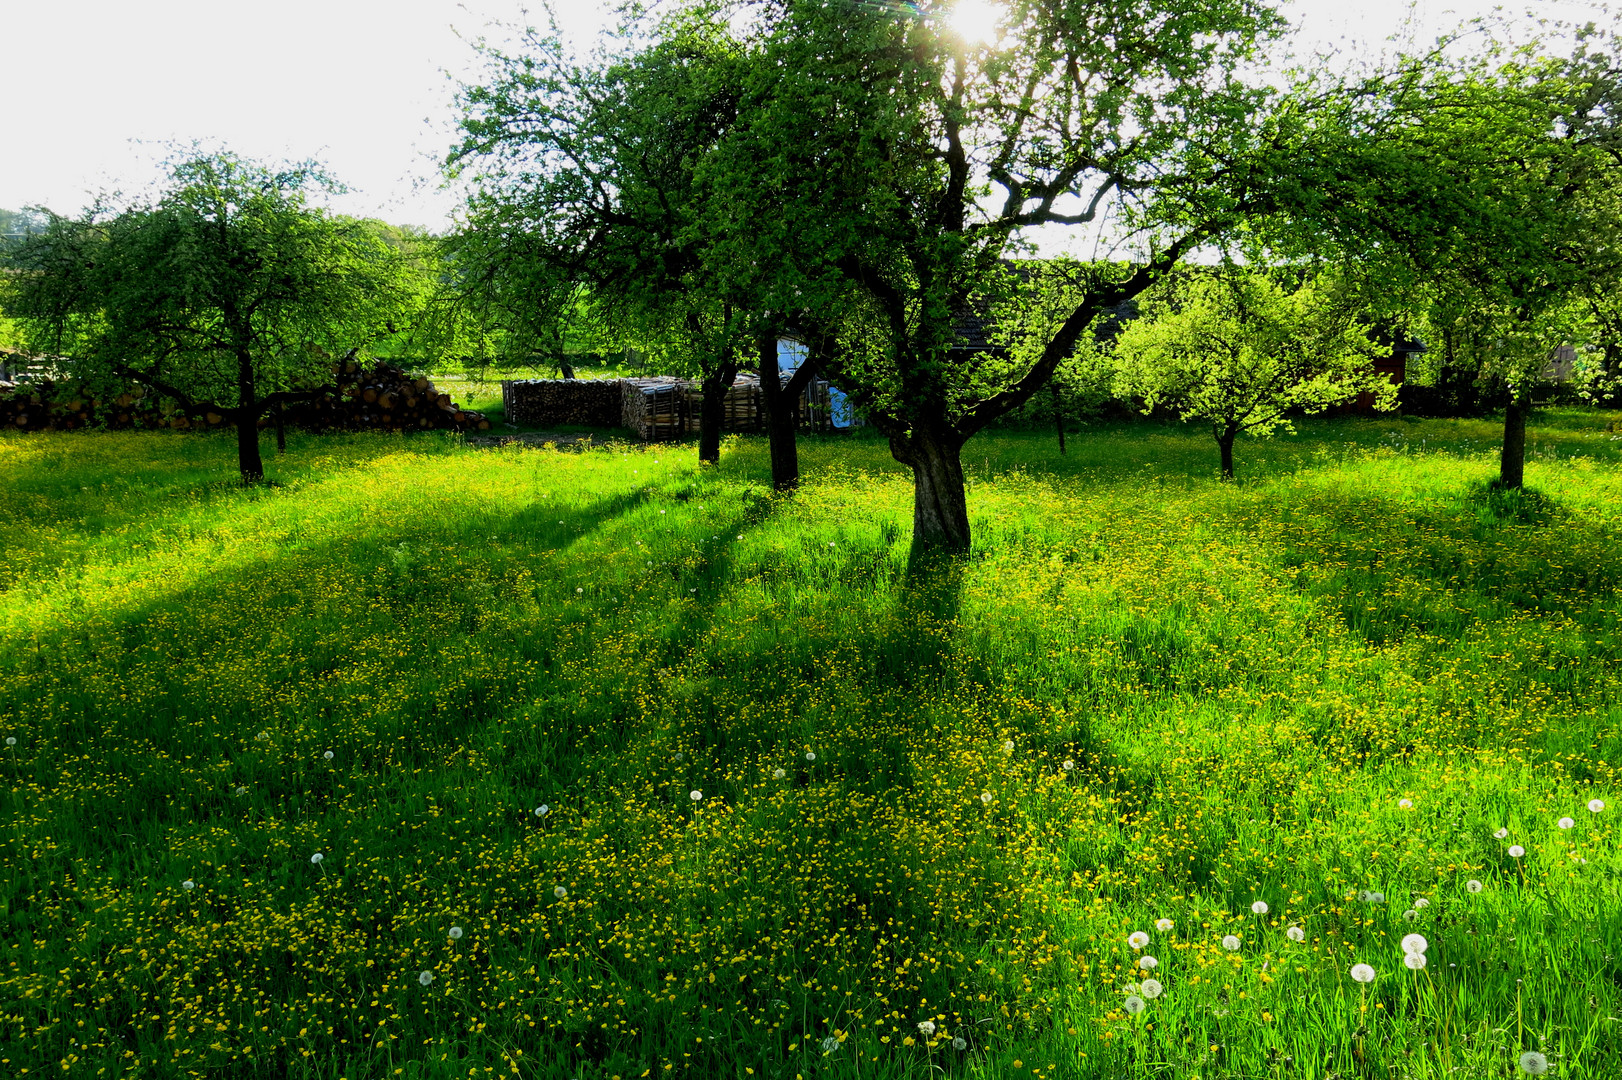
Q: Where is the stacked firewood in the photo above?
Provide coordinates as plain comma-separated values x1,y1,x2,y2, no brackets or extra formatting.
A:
0,380,171,432
501,379,623,427
279,357,491,433
621,378,688,442
682,374,764,434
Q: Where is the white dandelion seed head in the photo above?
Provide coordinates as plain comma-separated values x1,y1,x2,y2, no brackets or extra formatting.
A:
1212,1007,1230,1018
1494,828,1509,839
181,880,195,891
554,886,568,899
310,852,324,865
1140,978,1163,999
772,767,786,780
534,804,550,818
4,737,14,747
1358,890,1372,902
448,926,463,940
1128,931,1150,950
1414,897,1429,909
1589,799,1605,813
1370,892,1385,904
1137,955,1158,971
322,750,334,761
1251,900,1269,915
1519,1050,1549,1074
1123,995,1145,1015
690,790,703,802
1286,925,1306,942
805,751,816,762
255,731,268,741
1155,918,1174,932
952,1036,967,1050
1401,933,1428,955
1398,798,1412,809
576,587,583,593
1002,740,1014,752
737,535,743,541
1467,879,1484,893
1558,817,1575,829
1404,951,1427,970
980,791,993,805
821,1036,839,1053
419,971,434,986
235,786,248,796
1062,759,1075,771
917,1020,936,1036
673,752,685,762
1508,845,1525,858
1350,963,1376,984
1222,935,1241,952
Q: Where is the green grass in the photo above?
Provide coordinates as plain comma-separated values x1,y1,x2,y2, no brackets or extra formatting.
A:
1,410,1619,1080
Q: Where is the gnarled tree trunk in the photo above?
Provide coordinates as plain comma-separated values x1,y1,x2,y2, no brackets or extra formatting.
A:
697,358,739,466
1216,422,1238,481
1499,394,1528,489
236,347,264,485
891,424,970,552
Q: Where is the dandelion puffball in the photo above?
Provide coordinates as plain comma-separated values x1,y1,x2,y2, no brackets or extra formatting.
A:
1062,759,1075,771
1128,931,1150,950
310,852,324,865
805,751,816,762
1519,1050,1549,1075
820,1035,839,1053
1350,963,1376,983
952,1036,967,1050
1414,897,1429,908
5,736,15,747
917,1020,936,1036
1401,933,1428,955
1286,926,1305,942
690,790,703,802
1403,908,1418,921
1141,978,1163,999
534,805,550,818
576,587,583,593
1590,799,1606,813
1002,740,1014,752
554,886,568,899
182,880,195,891
772,767,786,780
1222,935,1241,951
1558,816,1575,829
322,750,334,761
1494,827,1509,839
1398,798,1412,809
1508,845,1525,858
1251,900,1269,915
1403,952,1427,970
1155,918,1174,932
1137,955,1158,971
1123,995,1145,1015
419,971,434,986
980,791,993,805
448,926,463,940
1466,879,1483,893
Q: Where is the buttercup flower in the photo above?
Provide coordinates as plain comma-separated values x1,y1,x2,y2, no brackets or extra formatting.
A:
1350,963,1376,983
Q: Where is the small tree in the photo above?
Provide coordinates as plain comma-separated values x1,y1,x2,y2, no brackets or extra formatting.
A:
1111,270,1395,478
2,151,420,483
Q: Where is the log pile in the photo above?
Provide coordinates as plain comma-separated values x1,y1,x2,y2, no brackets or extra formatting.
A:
501,379,623,428
682,374,763,434
0,356,491,434
621,378,689,442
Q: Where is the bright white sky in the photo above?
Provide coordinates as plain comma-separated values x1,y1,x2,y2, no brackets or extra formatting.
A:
2,0,1609,231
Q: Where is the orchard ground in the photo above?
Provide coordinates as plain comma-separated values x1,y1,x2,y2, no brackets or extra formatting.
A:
1,410,1619,1080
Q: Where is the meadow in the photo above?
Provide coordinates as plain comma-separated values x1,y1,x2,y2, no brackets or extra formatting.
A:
1,411,1619,1080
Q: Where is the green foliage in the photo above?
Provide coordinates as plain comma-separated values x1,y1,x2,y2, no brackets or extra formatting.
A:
1109,269,1396,474
1,413,1620,1078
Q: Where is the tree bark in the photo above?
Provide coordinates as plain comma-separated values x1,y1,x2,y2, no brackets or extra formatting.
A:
1499,394,1528,489
236,348,264,485
891,425,971,552
1216,424,1237,481
1051,380,1066,455
697,357,739,466
758,332,800,491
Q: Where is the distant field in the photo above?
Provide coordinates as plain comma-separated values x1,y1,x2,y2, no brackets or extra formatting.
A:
1,411,1619,1079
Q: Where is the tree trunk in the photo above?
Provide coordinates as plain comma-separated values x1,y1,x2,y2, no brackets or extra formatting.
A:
1216,424,1237,481
236,349,264,485
1500,394,1528,489
1051,380,1066,455
758,332,800,491
697,358,739,466
891,425,971,552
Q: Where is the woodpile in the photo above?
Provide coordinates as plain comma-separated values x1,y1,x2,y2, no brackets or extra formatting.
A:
497,373,840,441
501,379,623,427
621,378,688,442
0,356,491,435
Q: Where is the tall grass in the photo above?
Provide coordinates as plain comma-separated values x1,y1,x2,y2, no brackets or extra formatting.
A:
1,411,1619,1079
